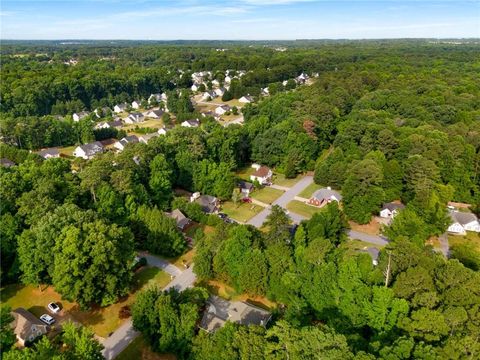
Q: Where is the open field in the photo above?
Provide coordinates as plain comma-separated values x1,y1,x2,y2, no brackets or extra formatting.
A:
222,201,263,223
349,218,384,236
0,266,170,338
273,173,302,188
251,187,284,204
286,200,322,219
117,335,176,360
449,232,480,251
298,182,323,198
122,118,164,132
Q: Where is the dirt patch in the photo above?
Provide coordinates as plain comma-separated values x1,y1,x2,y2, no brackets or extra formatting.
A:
349,217,383,235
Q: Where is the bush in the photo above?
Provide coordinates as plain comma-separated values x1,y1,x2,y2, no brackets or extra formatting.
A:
119,305,131,319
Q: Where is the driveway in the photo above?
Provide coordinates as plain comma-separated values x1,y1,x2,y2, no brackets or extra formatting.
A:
101,255,195,360
248,176,313,228
437,233,450,257
347,230,389,247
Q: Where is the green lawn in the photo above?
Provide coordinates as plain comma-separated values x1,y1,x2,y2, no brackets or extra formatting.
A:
286,200,323,219
449,232,480,251
250,187,284,204
222,201,263,222
340,239,384,258
236,166,255,181
117,335,175,360
0,266,171,338
273,174,302,188
59,145,76,156
298,183,323,199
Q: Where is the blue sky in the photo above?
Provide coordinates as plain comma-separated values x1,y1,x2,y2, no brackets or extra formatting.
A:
1,1,479,40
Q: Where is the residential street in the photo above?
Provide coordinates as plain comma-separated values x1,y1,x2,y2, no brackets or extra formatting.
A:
248,176,313,227
101,255,196,360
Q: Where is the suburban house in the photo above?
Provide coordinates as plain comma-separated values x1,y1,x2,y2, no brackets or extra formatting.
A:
212,79,220,87
448,211,480,235
295,72,309,84
215,105,231,116
224,75,232,83
250,165,273,185
138,132,160,144
0,158,16,167
114,103,128,113
95,119,123,130
11,308,48,346
199,296,271,333
166,209,191,230
148,93,162,104
94,107,111,118
145,109,164,119
190,193,220,214
125,112,145,124
214,87,226,97
261,87,270,97
379,202,405,219
157,127,170,136
191,83,202,92
73,141,105,159
131,100,141,109
238,180,254,197
37,148,60,159
181,119,200,128
201,91,217,101
72,111,89,122
239,95,254,103
114,135,139,151
308,187,342,207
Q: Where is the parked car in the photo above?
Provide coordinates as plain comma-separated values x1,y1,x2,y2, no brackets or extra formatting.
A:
40,314,55,325
47,302,60,314
218,213,227,219
242,197,252,203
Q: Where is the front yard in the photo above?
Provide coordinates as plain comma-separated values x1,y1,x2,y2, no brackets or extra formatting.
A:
286,200,323,219
272,173,302,188
222,201,263,223
235,166,256,181
0,266,171,338
298,182,323,199
250,187,284,204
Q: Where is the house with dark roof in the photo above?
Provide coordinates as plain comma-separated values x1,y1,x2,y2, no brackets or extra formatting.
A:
11,308,48,346
0,158,16,167
199,296,271,333
250,165,272,185
239,95,254,103
215,104,231,116
308,187,342,207
114,103,128,113
380,202,405,219
72,111,90,122
114,135,139,151
73,141,105,159
166,209,191,230
145,109,164,119
448,211,480,235
190,193,220,214
238,181,254,197
125,112,145,124
181,119,200,128
139,132,160,144
37,148,60,159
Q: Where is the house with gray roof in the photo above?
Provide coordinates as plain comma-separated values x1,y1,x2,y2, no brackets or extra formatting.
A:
11,308,48,346
125,112,145,124
448,211,480,235
114,103,128,113
114,135,139,151
0,158,16,167
73,141,105,159
190,193,220,214
37,147,60,159
380,202,405,219
166,209,191,230
200,296,271,333
308,187,342,207
72,111,90,122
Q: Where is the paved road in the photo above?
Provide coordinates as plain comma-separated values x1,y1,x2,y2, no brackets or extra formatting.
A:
248,176,313,228
347,230,389,246
438,233,450,257
101,255,195,360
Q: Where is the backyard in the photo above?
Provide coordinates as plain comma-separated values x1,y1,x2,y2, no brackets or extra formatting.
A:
298,182,323,199
222,201,263,223
250,187,284,204
0,266,171,338
117,336,175,360
272,173,302,188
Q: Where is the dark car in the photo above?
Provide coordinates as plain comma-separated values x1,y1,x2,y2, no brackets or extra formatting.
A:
218,213,227,219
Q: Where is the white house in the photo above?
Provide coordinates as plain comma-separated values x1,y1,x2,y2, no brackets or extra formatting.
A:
114,135,139,151
145,109,163,119
250,165,273,185
73,111,89,122
124,112,144,124
308,187,342,207
224,75,232,84
114,103,128,113
139,133,160,144
215,105,231,116
239,95,254,103
157,127,169,136
448,211,480,235
261,87,270,97
160,93,168,101
94,119,123,130
201,91,217,101
380,203,406,219
181,119,200,128
212,79,220,87
131,100,141,109
214,87,226,97
73,141,104,159
37,148,60,159
191,83,202,92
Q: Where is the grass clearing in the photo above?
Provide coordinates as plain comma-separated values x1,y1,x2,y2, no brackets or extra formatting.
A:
59,145,76,156
349,218,383,236
298,182,323,199
286,200,322,219
449,232,480,251
222,201,263,223
167,249,196,269
122,118,164,132
236,166,255,181
117,335,176,360
0,266,170,338
273,174,302,188
250,187,284,204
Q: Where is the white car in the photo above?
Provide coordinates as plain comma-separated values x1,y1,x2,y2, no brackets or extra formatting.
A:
47,302,60,314
40,314,55,325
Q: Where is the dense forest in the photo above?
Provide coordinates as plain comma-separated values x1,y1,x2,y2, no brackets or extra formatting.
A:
1,41,479,359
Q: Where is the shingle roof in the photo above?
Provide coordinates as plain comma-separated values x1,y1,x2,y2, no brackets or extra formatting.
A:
195,195,218,213
167,209,190,229
12,308,47,341
37,148,60,158
382,202,405,212
238,181,254,191
252,166,271,178
79,141,104,156
0,158,16,167
312,188,342,202
450,211,478,226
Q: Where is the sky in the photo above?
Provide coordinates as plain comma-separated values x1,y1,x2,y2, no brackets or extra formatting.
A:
1,1,479,40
